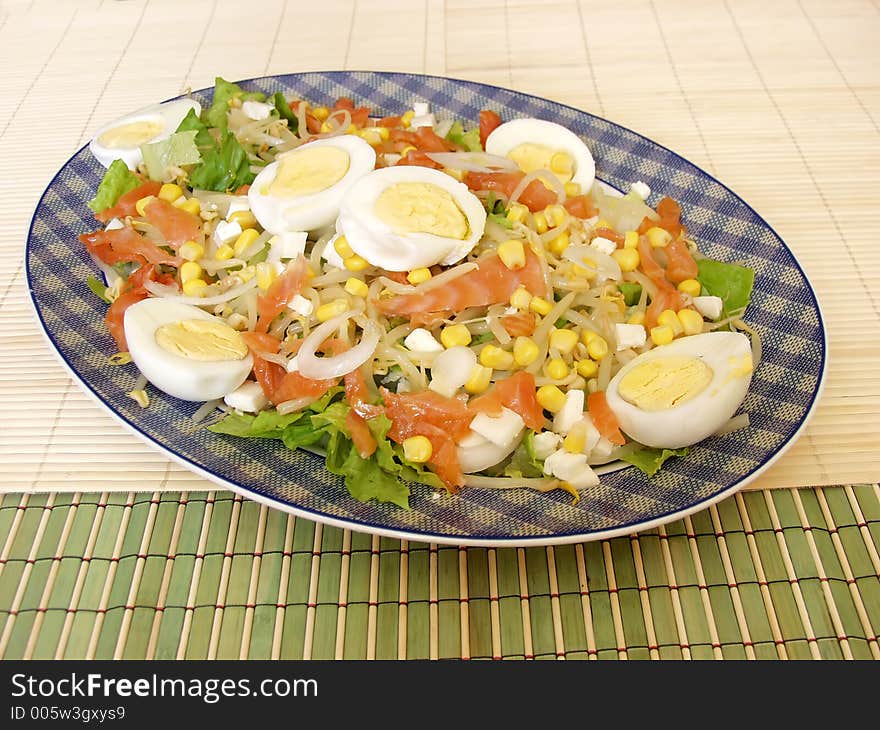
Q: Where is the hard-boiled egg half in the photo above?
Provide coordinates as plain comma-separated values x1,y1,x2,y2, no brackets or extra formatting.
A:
89,99,202,170
485,118,596,192
335,166,487,271
248,135,376,235
124,299,253,402
604,331,754,450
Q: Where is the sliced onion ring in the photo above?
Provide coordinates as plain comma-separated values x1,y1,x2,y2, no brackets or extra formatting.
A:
424,151,518,173
562,244,622,282
296,312,381,380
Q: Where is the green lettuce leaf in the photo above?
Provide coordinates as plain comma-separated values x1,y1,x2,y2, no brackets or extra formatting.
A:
205,77,266,132
618,282,643,307
140,130,201,182
620,447,688,477
175,107,214,149
208,409,306,438
446,120,482,152
87,159,141,213
86,276,111,303
503,431,545,479
188,130,255,192
272,92,299,133
697,259,755,319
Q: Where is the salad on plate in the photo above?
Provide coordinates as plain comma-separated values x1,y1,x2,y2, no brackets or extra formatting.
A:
77,77,758,509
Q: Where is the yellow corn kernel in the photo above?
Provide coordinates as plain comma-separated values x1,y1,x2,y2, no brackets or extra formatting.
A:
548,230,570,256
316,298,349,322
399,145,417,157
657,309,683,336
532,210,549,234
320,121,333,134
135,195,156,217
529,296,553,316
403,435,433,463
401,110,415,127
214,244,233,261
564,182,582,198
158,183,184,203
677,278,702,297
180,261,203,283
506,203,529,224
312,105,330,121
347,124,359,134
612,248,640,273
465,365,493,394
544,358,569,380
549,328,579,355
595,219,611,230
359,128,383,145
237,265,255,283
627,311,645,326
550,152,573,175
178,241,204,262
513,336,539,367
510,286,533,310
440,324,472,349
586,335,609,361
376,125,390,141
256,262,277,291
182,278,208,297
545,204,568,228
536,385,566,413
334,235,354,259
624,230,640,249
344,277,369,297
650,325,674,346
564,421,587,454
677,308,704,336
228,210,258,229
575,359,598,378
127,389,150,408
497,239,526,270
646,226,672,248
344,254,370,272
178,198,201,217
407,267,432,284
233,228,261,256
480,345,514,370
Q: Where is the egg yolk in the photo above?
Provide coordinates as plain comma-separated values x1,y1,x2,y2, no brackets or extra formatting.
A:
98,119,165,149
507,142,573,184
155,319,249,362
374,182,469,239
618,355,713,411
267,146,350,198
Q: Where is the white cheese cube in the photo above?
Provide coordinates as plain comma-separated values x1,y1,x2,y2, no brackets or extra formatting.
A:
223,381,268,413
693,295,723,321
579,415,602,456
410,113,435,129
413,102,430,116
615,323,647,351
105,217,125,231
470,407,525,449
268,231,307,262
321,234,345,269
242,100,273,121
591,436,615,459
630,180,651,200
404,328,444,353
532,431,562,460
542,449,600,489
552,388,585,434
590,236,617,256
287,294,313,317
213,219,242,245
226,196,250,218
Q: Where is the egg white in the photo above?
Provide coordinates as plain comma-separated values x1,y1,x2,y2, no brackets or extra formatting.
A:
485,118,596,191
604,331,754,449
248,135,376,235
124,298,253,402
89,98,202,170
335,166,487,272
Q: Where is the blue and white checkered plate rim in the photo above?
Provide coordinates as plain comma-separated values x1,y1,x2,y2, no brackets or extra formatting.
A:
27,72,827,547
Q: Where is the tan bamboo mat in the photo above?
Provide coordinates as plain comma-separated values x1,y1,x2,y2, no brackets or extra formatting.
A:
0,0,878,494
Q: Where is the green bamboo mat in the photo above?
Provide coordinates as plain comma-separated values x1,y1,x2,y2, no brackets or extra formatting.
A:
0,486,877,660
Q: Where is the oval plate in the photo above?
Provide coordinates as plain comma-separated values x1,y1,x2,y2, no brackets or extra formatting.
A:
27,71,826,546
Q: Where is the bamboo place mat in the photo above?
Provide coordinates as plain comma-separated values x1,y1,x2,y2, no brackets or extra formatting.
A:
1,0,879,660
0,486,877,659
